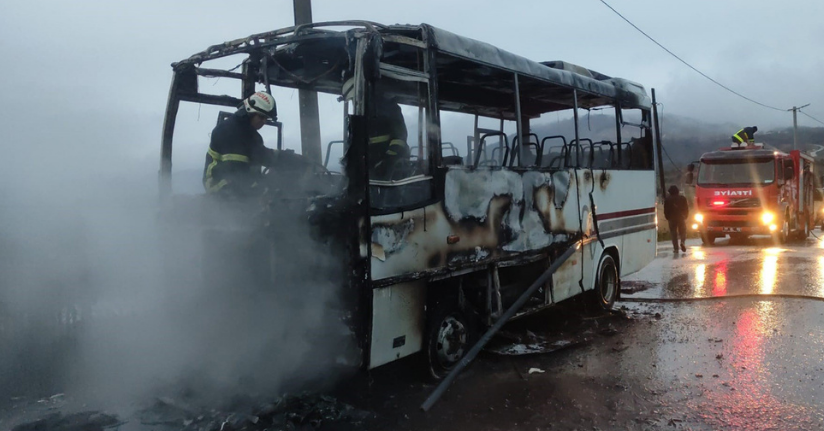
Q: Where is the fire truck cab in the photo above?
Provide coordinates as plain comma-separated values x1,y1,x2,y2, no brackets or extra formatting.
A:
692,142,815,244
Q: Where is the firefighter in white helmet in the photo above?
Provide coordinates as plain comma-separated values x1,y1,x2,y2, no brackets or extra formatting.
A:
202,91,299,197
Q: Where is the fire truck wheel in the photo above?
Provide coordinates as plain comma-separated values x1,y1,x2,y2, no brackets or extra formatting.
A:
803,216,810,239
700,233,715,246
425,300,475,380
776,218,790,244
588,254,618,311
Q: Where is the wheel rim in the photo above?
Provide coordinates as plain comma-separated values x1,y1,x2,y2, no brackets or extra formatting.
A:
783,220,789,239
435,315,467,366
600,263,616,303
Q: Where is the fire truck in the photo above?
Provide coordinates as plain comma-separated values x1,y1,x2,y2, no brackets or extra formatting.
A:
692,142,815,244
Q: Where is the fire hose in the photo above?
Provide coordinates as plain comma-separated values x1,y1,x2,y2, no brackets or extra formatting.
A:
619,293,824,304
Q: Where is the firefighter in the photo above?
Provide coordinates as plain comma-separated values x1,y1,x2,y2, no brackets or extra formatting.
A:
342,78,410,180
664,185,690,253
202,91,297,198
731,126,758,146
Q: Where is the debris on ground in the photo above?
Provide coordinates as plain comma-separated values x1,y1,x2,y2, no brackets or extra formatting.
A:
599,324,619,336
138,393,373,431
527,368,545,374
620,280,656,294
11,411,121,431
485,329,588,356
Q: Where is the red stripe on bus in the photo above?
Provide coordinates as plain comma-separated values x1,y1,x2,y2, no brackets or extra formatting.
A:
596,207,656,221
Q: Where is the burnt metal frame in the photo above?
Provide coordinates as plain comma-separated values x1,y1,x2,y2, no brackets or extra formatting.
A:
161,21,658,197
160,21,392,200
324,140,345,167
160,21,663,283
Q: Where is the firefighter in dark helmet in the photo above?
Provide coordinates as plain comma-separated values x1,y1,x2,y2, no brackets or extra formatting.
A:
341,78,410,180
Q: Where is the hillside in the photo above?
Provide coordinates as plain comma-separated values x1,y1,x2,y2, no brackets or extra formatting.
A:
529,113,824,170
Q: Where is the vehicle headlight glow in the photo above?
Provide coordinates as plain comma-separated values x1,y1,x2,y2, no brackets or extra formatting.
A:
694,213,704,223
761,212,775,224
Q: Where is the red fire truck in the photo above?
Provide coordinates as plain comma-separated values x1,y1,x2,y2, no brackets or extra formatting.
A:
691,143,815,245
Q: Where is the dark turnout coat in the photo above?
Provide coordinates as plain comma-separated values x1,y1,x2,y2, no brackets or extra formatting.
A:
202,110,278,196
664,193,690,222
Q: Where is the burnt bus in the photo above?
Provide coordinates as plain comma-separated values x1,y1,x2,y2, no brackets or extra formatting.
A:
159,21,662,378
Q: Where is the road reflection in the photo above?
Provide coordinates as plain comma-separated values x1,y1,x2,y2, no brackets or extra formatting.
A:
759,254,778,294
818,256,824,297
713,261,727,296
694,263,706,296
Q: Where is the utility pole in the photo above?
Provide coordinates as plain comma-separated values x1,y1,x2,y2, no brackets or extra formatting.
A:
789,103,811,151
293,0,322,164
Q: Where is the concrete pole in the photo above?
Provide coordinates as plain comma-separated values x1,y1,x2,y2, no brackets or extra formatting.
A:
790,103,810,152
793,107,798,151
293,0,323,164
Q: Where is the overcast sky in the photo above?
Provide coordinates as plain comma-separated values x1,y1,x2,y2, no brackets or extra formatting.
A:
1,0,822,185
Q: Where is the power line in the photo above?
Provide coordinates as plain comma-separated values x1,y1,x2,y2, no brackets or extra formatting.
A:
655,102,681,172
800,110,824,127
661,142,681,172
597,0,787,112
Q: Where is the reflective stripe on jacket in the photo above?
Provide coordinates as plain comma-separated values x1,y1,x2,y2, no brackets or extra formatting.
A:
202,110,277,195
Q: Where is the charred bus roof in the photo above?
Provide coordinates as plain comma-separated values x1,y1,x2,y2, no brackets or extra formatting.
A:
169,21,651,119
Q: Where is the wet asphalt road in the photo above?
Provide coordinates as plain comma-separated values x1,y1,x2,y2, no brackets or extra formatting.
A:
5,234,824,431
372,234,824,431
625,235,824,300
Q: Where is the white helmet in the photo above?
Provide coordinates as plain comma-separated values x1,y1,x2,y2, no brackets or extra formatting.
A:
243,91,277,118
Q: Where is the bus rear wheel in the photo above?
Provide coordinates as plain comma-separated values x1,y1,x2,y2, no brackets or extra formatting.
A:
587,254,619,311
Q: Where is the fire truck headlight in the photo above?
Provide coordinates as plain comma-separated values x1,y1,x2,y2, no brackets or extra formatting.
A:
761,212,775,224
694,213,704,223
692,223,699,230
769,224,778,232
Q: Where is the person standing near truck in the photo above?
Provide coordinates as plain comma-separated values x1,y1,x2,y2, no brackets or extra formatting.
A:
664,185,690,253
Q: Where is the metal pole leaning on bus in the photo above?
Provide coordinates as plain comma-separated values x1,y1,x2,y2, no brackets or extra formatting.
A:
420,242,580,412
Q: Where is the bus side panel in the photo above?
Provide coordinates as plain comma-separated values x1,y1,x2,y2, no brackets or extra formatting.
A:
370,168,579,282
552,239,602,303
368,281,426,369
588,170,657,277
621,227,657,277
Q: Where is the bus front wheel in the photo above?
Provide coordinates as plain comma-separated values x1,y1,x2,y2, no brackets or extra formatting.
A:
425,299,475,380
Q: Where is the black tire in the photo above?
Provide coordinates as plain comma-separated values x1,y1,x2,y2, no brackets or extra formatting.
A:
700,233,715,246
803,216,810,239
775,217,789,244
587,254,619,311
425,299,474,380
